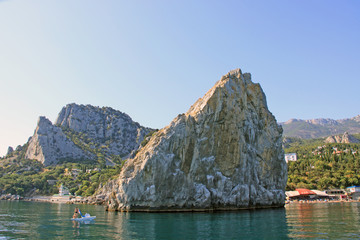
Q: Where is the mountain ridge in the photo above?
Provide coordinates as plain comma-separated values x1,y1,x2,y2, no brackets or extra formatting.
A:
281,115,360,139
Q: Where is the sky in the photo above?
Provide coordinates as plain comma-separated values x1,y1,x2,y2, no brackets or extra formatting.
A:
0,0,359,156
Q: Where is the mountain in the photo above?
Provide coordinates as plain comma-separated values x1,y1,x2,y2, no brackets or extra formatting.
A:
96,69,287,211
281,115,360,139
13,103,154,166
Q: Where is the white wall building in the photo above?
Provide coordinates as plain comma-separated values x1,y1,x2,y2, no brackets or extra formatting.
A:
285,153,297,163
59,184,70,196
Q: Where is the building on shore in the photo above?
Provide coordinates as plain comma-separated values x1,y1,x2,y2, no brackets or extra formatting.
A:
286,189,331,201
346,186,360,200
59,184,70,196
324,189,347,200
285,153,297,163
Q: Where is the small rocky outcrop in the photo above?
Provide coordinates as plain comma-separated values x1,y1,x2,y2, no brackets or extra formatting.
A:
25,117,92,166
325,132,360,144
97,68,287,211
6,146,14,156
0,194,23,201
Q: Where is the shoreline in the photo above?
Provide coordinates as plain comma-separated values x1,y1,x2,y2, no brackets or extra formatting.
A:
0,193,103,205
286,199,360,205
3,194,360,208
23,195,71,204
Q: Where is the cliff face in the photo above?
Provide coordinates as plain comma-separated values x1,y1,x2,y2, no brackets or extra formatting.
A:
25,104,153,166
98,69,287,211
55,104,153,158
25,117,92,166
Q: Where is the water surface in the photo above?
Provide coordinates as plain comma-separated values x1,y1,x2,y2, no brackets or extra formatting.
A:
0,201,359,239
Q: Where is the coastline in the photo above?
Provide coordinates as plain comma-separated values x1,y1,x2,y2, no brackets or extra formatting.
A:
3,193,360,208
23,195,71,204
0,193,104,205
286,199,360,205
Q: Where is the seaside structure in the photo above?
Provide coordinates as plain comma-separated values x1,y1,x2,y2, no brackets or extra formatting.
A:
324,189,347,200
346,186,360,200
285,153,297,163
59,184,70,196
286,189,330,201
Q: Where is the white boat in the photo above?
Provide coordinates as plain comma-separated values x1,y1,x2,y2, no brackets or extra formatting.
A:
71,212,96,221
71,216,96,221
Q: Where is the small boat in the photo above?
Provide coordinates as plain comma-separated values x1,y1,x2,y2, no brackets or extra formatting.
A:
71,215,96,221
71,210,96,221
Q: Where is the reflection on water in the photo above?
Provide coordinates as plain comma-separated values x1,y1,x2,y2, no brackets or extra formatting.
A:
103,208,289,240
1,201,360,239
286,202,360,239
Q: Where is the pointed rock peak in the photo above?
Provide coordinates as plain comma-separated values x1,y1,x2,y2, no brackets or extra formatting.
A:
6,146,14,156
35,116,54,135
186,68,267,120
98,68,286,212
38,116,52,126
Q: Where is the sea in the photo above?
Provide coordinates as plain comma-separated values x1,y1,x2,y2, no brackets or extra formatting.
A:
1,201,360,239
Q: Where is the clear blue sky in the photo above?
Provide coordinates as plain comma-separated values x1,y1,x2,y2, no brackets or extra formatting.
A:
1,0,359,156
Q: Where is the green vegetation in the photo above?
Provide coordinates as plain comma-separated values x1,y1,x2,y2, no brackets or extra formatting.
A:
60,127,106,165
285,138,360,191
0,158,59,196
0,126,154,198
0,155,124,197
56,164,122,196
140,130,158,147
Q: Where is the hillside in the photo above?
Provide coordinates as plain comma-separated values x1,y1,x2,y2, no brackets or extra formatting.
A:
284,139,360,191
5,103,154,166
281,115,360,139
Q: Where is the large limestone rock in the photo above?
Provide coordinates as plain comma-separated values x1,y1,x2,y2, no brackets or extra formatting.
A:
25,117,93,166
98,69,287,211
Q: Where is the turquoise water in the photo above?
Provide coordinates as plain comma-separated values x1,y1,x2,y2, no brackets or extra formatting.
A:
0,201,360,239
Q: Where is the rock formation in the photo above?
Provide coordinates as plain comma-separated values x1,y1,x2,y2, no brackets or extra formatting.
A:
24,104,153,166
55,104,153,158
325,132,360,144
25,117,92,166
97,69,287,211
6,146,14,156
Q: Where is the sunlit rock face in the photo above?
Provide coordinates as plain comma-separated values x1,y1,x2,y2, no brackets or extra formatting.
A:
25,104,153,166
98,69,287,211
55,104,153,158
25,116,92,166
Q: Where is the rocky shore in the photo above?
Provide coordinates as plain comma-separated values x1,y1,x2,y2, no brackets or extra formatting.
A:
0,193,107,206
0,194,23,201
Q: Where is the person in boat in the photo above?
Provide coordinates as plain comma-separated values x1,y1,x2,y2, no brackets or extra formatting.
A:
73,207,80,219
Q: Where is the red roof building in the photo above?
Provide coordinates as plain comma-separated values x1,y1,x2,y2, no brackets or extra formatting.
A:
296,188,316,195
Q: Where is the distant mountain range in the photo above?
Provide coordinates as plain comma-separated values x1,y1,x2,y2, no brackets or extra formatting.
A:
281,115,360,139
